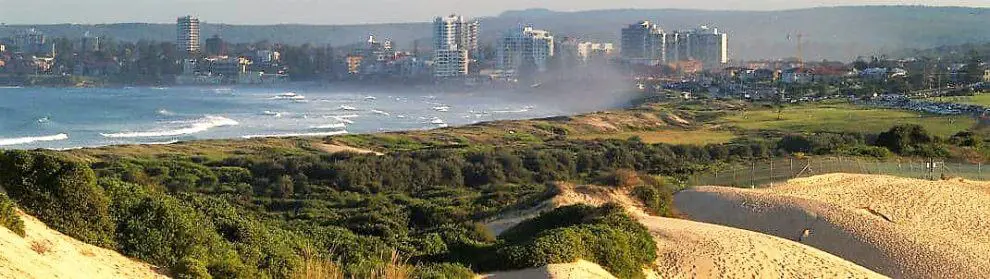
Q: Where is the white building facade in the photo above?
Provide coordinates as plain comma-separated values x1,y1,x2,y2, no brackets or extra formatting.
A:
496,27,555,73
432,15,479,78
176,16,201,55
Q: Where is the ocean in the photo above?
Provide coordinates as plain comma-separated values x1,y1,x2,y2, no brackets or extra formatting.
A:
0,85,587,150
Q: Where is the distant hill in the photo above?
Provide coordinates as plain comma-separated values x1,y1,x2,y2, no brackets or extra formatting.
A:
2,6,989,61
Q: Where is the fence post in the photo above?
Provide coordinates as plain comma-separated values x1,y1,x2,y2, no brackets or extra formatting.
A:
733,167,737,186
769,158,775,187
751,160,756,189
979,162,982,180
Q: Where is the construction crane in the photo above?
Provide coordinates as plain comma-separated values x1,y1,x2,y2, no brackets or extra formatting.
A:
787,33,805,68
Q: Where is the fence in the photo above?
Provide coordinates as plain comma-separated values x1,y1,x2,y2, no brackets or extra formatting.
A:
688,157,989,188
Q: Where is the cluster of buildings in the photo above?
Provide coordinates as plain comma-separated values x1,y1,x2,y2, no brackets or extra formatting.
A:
0,29,59,75
1,14,736,86
174,16,288,85
620,21,728,71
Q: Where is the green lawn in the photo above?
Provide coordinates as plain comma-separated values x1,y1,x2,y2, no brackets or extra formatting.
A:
925,94,990,106
721,103,975,136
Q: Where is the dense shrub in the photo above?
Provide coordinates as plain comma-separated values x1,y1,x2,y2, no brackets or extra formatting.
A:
477,204,656,279
875,124,941,156
631,184,674,217
949,131,984,148
413,263,475,279
0,150,115,247
0,193,25,237
101,179,253,278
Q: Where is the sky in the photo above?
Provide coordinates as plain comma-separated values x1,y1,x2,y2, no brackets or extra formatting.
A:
0,0,988,25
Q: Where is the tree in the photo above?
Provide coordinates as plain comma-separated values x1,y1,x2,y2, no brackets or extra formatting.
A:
875,124,936,155
0,151,115,247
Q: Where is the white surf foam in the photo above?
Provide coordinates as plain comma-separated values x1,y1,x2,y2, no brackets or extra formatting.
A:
0,133,69,146
310,123,347,129
137,140,180,145
241,130,349,139
371,109,390,116
100,115,239,138
492,108,531,113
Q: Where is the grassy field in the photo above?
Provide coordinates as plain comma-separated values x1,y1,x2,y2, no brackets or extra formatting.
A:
925,94,990,106
720,103,975,136
571,129,736,145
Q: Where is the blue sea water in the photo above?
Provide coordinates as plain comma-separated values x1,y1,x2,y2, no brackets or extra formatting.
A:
0,86,583,149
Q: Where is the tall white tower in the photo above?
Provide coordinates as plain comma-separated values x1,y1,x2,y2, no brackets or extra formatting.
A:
432,15,478,78
177,16,201,55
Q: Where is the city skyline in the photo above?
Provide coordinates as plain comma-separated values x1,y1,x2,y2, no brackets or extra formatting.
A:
0,1,989,25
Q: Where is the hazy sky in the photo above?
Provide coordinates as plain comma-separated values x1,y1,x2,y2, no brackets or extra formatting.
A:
0,0,988,24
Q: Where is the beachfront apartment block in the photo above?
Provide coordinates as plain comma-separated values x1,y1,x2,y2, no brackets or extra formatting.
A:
432,15,478,78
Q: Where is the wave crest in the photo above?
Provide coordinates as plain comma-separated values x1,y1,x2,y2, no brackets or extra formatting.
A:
0,133,69,146
100,116,239,138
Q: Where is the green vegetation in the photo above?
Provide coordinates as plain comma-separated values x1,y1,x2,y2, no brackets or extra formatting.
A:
0,193,25,237
0,150,115,247
5,97,990,278
926,95,990,107
9,137,749,278
465,204,656,278
722,103,974,137
572,129,736,145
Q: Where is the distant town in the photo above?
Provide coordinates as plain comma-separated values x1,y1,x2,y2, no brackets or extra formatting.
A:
0,14,988,100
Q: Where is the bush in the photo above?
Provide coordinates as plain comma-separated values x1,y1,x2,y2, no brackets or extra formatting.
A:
101,179,253,278
631,184,674,217
0,150,115,247
0,193,25,237
414,263,475,279
875,124,937,155
174,257,213,279
836,145,893,158
477,204,656,279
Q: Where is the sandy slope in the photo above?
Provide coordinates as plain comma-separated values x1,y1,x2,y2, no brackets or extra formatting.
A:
675,173,990,279
485,183,885,279
0,210,168,279
312,142,382,155
481,260,617,279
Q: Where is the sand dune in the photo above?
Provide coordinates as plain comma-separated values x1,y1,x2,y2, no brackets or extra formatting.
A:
0,210,168,279
676,173,990,279
485,183,885,279
481,260,617,279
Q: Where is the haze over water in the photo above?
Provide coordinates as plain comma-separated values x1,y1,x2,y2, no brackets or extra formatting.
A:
0,86,585,149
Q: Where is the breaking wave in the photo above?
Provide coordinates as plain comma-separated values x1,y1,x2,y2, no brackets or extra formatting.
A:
310,123,347,129
0,133,69,146
100,116,239,138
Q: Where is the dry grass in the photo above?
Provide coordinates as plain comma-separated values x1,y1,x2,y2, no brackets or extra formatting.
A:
30,240,51,255
293,248,412,279
571,129,736,145
368,250,412,279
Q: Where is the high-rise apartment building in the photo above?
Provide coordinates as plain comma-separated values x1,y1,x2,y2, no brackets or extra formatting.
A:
176,16,201,55
496,26,555,73
685,26,729,70
205,35,226,56
621,21,666,66
621,21,728,70
432,14,478,78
